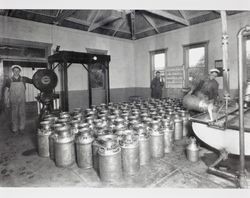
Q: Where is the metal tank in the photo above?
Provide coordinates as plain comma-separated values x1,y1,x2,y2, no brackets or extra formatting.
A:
98,139,122,182
37,120,53,157
54,125,75,167
120,132,140,176
75,128,94,169
149,120,164,158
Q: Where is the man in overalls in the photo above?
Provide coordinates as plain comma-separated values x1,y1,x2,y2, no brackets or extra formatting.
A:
4,65,33,134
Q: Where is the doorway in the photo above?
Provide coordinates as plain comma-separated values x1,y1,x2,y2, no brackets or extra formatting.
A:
86,48,108,106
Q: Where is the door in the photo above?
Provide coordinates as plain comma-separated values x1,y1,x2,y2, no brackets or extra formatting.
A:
89,63,106,105
86,48,108,106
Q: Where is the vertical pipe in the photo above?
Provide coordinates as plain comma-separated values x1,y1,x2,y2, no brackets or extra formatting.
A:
88,65,92,107
237,26,250,183
220,11,230,96
107,62,110,103
62,61,69,111
104,65,108,105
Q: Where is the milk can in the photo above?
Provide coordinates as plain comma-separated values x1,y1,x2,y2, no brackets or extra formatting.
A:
44,115,58,124
72,113,82,122
70,119,80,135
93,134,118,173
161,118,174,153
37,120,53,157
186,137,199,162
59,112,71,121
75,129,94,169
174,114,183,140
49,123,64,160
57,118,70,126
120,132,140,176
182,116,189,137
136,125,151,165
54,126,75,167
98,139,122,182
114,118,126,134
149,120,164,158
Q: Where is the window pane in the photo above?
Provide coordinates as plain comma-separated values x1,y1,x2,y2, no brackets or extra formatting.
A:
246,40,250,64
154,53,165,70
189,47,205,67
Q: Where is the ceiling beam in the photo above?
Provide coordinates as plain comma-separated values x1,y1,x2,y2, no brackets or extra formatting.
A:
145,10,189,26
53,10,76,25
179,10,190,25
56,10,63,17
4,10,15,17
88,14,122,32
112,19,125,36
130,10,136,40
88,10,101,31
67,17,131,34
142,13,160,33
213,10,223,14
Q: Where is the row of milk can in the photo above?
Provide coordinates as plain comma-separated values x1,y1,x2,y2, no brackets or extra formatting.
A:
37,98,191,182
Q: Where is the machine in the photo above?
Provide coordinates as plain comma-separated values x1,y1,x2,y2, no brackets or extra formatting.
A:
32,69,58,120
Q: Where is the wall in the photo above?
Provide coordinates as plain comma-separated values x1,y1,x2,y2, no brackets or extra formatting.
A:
134,11,250,98
1,12,250,112
0,16,136,111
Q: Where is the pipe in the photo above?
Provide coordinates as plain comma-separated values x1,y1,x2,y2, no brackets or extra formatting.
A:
207,167,239,186
237,26,250,187
221,11,230,96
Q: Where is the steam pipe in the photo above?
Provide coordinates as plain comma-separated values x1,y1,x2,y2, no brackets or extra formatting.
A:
237,25,250,187
221,11,230,96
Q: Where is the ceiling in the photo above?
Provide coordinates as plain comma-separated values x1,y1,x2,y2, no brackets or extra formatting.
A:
0,9,245,40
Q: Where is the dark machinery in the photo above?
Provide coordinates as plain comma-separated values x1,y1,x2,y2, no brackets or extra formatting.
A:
33,69,58,119
48,51,111,111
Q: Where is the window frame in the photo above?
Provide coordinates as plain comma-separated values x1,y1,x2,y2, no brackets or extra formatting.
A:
149,48,168,83
183,41,209,86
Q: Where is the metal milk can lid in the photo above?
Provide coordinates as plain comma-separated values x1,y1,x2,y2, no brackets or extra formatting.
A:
186,137,199,151
75,131,94,144
119,132,139,148
98,139,121,156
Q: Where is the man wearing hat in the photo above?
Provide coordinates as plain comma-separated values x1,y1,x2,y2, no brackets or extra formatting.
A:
189,68,220,103
150,71,165,99
4,65,33,134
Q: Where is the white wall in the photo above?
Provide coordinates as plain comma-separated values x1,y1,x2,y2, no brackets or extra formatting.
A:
1,12,250,96
0,15,136,92
134,11,250,93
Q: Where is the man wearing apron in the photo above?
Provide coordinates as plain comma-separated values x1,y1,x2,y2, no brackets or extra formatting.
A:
4,65,33,134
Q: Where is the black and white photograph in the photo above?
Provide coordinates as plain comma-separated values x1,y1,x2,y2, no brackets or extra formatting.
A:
0,0,250,196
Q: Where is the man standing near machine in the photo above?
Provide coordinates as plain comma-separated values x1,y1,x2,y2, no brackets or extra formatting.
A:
189,68,220,103
151,71,165,99
4,65,33,134
184,68,220,121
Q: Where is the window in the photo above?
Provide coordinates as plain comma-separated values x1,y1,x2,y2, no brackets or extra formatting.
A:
246,38,250,80
150,49,167,80
188,47,205,68
183,42,208,86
